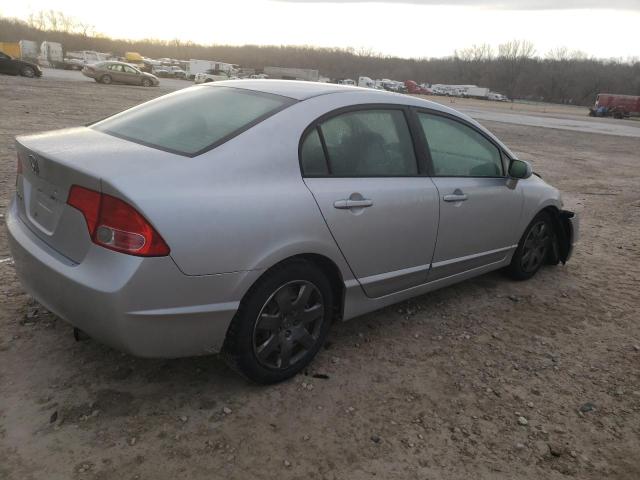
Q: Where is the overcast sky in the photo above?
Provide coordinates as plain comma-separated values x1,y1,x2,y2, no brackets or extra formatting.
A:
3,0,640,59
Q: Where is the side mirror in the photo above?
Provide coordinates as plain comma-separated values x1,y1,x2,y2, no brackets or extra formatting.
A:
509,159,532,179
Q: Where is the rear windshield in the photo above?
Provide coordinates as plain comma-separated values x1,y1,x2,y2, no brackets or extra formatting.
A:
92,86,293,156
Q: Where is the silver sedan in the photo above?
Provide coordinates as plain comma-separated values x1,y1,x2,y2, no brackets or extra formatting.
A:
7,80,578,383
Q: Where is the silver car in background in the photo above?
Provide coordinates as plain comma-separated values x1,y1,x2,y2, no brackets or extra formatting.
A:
7,81,578,383
82,61,159,87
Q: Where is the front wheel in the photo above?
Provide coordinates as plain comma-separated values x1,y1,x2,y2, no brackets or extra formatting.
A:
99,74,112,85
223,260,334,384
508,212,553,280
141,78,152,87
20,66,36,78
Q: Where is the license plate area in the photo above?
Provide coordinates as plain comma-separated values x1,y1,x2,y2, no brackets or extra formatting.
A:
26,177,65,235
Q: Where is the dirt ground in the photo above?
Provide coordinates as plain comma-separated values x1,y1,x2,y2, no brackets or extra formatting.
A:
0,73,639,480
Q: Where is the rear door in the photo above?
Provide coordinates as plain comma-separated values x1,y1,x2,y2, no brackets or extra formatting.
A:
106,63,124,82
414,110,524,280
301,106,439,298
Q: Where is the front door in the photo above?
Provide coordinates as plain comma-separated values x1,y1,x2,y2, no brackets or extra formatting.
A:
415,110,524,280
301,107,439,298
122,64,140,85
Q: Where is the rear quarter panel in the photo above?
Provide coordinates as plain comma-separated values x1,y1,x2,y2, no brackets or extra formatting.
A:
100,96,375,279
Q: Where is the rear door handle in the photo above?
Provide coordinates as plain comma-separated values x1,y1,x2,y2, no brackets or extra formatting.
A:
334,199,373,209
443,193,468,202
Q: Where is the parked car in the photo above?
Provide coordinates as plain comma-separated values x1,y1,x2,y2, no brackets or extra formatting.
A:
7,80,578,383
488,92,509,102
152,66,171,78
167,66,187,79
82,61,159,86
0,51,42,78
194,69,229,84
404,80,431,95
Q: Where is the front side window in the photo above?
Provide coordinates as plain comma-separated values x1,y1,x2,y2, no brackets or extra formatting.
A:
301,109,417,177
418,112,503,177
123,65,137,74
93,86,293,156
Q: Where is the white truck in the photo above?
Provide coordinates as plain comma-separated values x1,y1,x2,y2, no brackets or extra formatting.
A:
186,59,238,80
358,76,375,88
18,40,39,61
464,86,490,99
488,91,509,102
194,69,230,84
39,41,63,68
64,50,109,70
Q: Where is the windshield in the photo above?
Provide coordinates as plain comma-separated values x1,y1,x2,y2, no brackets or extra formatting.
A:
92,86,294,156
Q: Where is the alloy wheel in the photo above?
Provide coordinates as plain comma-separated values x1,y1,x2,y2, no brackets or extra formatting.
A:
252,280,325,370
521,220,551,273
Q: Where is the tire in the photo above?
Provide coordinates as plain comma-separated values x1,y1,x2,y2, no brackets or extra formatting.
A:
204,78,213,83
508,212,554,281
99,74,112,85
141,78,152,87
20,66,36,78
223,260,334,384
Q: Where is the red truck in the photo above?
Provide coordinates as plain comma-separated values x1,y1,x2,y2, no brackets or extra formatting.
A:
404,80,432,95
589,93,640,119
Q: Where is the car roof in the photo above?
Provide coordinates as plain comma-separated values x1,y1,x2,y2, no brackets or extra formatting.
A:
204,79,517,158
206,79,387,101
103,61,137,67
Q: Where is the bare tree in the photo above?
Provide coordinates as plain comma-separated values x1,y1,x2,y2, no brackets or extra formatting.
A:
3,14,639,105
497,39,536,98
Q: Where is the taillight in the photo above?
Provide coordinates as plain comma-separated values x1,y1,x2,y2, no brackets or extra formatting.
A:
67,185,170,257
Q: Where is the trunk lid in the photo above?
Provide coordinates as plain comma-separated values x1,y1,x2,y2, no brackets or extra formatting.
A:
15,127,181,263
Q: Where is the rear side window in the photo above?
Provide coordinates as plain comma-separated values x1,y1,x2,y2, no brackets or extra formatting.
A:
300,129,329,175
417,112,503,177
301,109,417,177
93,86,293,156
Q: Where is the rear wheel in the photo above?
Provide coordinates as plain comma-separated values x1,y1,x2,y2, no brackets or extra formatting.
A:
20,66,36,78
100,74,112,85
223,260,333,384
508,212,553,280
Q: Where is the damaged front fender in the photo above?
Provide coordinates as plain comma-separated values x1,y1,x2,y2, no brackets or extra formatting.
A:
549,209,579,264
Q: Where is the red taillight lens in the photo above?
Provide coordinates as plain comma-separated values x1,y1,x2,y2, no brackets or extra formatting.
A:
67,185,170,257
67,185,101,232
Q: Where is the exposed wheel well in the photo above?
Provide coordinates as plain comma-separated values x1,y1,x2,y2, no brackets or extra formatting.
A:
295,254,345,320
540,206,563,264
243,254,345,322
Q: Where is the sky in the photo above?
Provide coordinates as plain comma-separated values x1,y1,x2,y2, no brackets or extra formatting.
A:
3,0,640,59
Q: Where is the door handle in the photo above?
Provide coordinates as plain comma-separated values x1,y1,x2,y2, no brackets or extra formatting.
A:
334,199,373,209
443,193,468,202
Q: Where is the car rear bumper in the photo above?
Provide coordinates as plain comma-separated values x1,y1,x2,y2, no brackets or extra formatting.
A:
6,199,260,357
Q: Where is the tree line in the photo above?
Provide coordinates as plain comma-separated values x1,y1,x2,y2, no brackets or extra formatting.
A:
1,13,639,106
